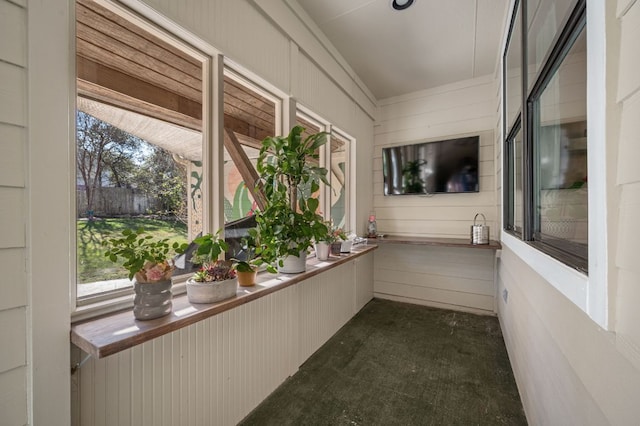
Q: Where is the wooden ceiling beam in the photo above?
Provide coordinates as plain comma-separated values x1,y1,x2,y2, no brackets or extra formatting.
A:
78,0,201,68
77,80,202,131
77,21,201,95
223,129,266,211
77,56,202,124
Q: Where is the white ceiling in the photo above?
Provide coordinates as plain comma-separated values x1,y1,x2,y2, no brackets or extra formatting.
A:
296,0,510,100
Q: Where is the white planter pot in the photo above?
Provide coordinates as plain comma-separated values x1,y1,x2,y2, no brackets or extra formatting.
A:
314,242,330,261
186,277,238,304
340,240,353,253
278,250,307,273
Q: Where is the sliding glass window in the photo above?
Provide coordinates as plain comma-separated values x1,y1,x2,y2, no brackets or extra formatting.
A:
530,19,587,269
502,0,587,272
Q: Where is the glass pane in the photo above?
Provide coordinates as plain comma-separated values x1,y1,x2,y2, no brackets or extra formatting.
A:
223,74,277,258
527,0,577,90
223,75,276,222
513,128,524,234
330,133,349,230
76,0,202,299
295,115,324,214
505,1,522,129
75,107,197,297
534,27,587,256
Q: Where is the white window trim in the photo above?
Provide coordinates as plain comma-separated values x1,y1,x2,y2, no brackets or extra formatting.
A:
329,126,355,234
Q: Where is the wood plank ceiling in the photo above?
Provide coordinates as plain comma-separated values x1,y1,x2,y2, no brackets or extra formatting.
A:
76,0,276,147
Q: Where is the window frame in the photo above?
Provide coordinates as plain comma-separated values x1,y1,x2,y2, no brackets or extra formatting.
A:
526,1,587,271
327,126,354,233
71,0,218,320
501,0,609,329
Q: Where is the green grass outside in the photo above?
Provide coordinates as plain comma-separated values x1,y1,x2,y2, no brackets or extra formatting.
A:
77,217,188,284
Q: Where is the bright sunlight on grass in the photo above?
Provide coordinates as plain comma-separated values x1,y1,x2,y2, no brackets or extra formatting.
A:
77,218,188,284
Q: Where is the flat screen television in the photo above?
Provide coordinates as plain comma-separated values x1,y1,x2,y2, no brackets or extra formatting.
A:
382,135,479,195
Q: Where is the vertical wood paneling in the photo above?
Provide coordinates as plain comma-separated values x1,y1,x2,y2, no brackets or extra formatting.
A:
75,256,374,426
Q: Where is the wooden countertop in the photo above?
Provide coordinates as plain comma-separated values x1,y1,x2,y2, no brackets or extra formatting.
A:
71,245,377,359
368,235,501,250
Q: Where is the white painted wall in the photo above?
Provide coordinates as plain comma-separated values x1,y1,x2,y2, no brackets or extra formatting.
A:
371,75,500,313
75,258,372,426
497,0,640,424
0,0,28,424
374,75,498,238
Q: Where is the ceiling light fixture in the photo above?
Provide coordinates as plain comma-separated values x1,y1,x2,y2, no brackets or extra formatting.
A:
392,0,414,11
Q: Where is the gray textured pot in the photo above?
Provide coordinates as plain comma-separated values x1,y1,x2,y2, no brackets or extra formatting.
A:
186,277,238,304
133,279,172,320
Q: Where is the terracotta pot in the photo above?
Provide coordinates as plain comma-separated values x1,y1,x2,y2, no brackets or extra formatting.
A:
237,269,258,287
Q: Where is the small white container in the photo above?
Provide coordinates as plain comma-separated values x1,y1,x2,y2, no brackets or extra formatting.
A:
340,240,353,253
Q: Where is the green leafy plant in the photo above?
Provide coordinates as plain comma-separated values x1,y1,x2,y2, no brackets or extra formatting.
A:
192,260,236,283
189,230,238,283
232,230,264,272
191,229,229,267
253,125,331,271
103,228,188,282
316,221,348,244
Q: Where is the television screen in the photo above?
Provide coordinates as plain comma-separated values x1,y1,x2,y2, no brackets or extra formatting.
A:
382,136,479,195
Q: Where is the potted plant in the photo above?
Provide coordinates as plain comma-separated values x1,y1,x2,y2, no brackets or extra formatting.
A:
186,230,238,304
103,228,187,320
254,125,330,273
232,230,263,286
329,226,348,256
313,221,342,261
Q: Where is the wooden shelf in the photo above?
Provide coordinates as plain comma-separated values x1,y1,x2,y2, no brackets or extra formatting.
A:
368,235,501,250
71,245,377,359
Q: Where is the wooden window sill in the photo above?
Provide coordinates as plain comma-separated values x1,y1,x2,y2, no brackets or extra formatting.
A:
70,245,377,359
368,235,502,250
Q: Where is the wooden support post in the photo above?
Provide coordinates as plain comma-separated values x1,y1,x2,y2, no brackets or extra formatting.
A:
223,128,267,211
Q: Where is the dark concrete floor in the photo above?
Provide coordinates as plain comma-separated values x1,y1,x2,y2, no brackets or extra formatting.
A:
240,298,527,426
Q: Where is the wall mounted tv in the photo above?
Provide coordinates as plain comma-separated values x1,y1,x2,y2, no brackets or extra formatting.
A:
382,135,479,195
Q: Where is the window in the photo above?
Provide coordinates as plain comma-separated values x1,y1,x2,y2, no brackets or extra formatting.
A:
295,111,327,215
295,110,354,233
75,0,208,303
504,122,523,235
328,130,351,230
222,70,281,257
530,20,587,269
503,0,587,272
527,0,578,90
